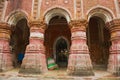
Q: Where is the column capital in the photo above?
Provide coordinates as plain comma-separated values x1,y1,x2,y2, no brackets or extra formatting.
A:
0,22,11,30
29,21,46,29
0,22,11,39
106,19,120,41
69,19,87,31
29,21,46,33
106,19,120,32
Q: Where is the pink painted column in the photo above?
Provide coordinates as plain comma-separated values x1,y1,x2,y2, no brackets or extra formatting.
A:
20,21,48,74
0,23,13,72
67,20,94,76
107,19,120,76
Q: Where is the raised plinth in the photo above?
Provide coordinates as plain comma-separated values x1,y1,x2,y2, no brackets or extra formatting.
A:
19,53,47,74
67,54,94,76
108,53,120,76
19,38,48,74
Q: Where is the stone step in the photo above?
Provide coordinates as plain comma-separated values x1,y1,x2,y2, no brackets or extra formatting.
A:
0,76,119,80
42,77,74,80
93,65,107,70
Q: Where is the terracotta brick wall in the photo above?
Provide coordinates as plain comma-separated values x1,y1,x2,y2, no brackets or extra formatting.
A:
5,0,117,21
20,0,32,16
40,0,74,20
83,0,116,17
5,0,32,20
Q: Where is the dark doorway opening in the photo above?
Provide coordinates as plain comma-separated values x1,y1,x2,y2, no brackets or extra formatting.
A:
87,16,111,70
55,38,68,67
44,15,71,68
10,18,30,68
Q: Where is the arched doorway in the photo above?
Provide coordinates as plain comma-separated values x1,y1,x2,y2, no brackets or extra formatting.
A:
10,18,30,68
87,16,111,70
55,37,69,67
44,15,71,68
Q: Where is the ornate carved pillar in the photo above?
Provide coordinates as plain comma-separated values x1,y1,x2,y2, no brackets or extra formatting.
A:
0,23,13,72
67,20,94,76
20,21,48,74
107,19,120,76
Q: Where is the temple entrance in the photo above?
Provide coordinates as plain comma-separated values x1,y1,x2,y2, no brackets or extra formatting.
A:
44,15,71,69
55,37,68,67
87,16,111,70
10,18,30,68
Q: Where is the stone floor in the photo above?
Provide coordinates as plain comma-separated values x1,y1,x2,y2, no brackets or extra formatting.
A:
0,68,119,80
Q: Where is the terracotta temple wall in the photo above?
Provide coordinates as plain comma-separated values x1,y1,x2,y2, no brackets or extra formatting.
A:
0,0,119,76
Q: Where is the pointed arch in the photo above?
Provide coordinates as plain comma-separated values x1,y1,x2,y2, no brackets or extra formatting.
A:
53,36,70,61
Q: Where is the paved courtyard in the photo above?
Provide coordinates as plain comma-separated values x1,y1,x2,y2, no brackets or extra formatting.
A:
0,68,119,80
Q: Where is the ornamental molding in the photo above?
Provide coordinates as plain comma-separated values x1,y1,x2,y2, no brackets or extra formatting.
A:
106,19,120,27
69,19,87,28
0,22,11,30
29,21,46,29
106,19,120,32
30,32,44,38
69,19,88,31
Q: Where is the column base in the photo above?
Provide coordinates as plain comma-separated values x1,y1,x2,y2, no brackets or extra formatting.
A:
108,54,120,76
0,41,13,72
19,53,48,74
67,54,94,76
0,53,13,72
0,52,13,72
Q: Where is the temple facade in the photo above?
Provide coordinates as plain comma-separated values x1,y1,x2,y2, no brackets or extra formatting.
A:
0,0,120,76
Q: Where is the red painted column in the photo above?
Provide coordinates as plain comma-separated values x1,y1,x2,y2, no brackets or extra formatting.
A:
107,19,120,76
67,20,94,76
20,21,48,74
0,23,13,72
